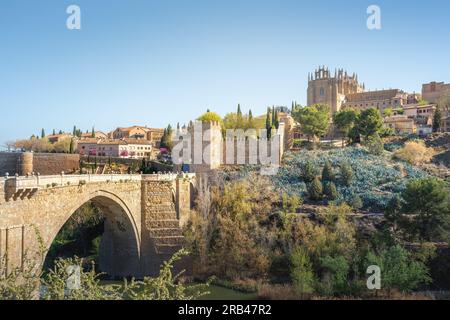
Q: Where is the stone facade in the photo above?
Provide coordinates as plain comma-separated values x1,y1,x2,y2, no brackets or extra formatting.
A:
0,152,80,176
307,67,365,113
0,173,195,278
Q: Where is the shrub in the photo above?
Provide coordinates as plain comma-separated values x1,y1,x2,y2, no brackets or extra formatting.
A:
365,245,431,295
307,177,323,201
257,284,302,300
290,247,315,297
323,182,338,201
394,141,434,165
349,194,363,211
321,161,335,182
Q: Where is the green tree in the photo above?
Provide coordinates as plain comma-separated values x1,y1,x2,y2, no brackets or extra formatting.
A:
265,108,272,138
323,182,338,201
69,138,75,154
365,133,384,155
319,255,350,296
340,162,353,187
290,247,315,297
365,245,431,295
383,108,393,117
41,128,45,139
432,106,442,133
333,109,358,146
91,127,95,138
293,104,330,142
308,177,323,201
401,177,450,241
302,160,317,183
322,161,335,182
197,111,222,123
355,108,383,139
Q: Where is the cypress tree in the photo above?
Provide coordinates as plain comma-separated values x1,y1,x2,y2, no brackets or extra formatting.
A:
73,126,77,136
322,161,335,182
69,138,75,154
432,106,442,133
53,129,56,135
91,127,95,138
340,162,354,187
308,177,323,201
41,128,45,138
265,108,272,138
323,181,338,200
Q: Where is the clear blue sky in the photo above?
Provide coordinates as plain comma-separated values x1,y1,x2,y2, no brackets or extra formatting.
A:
1,0,449,146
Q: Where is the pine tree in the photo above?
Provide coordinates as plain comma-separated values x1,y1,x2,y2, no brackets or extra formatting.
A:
432,106,442,133
58,130,63,134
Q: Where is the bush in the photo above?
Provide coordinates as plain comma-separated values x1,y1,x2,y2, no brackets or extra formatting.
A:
349,194,363,211
394,141,434,165
257,284,303,300
365,245,431,295
290,247,315,297
307,177,323,201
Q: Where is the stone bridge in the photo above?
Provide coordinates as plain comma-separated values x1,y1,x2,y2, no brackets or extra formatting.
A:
0,173,196,278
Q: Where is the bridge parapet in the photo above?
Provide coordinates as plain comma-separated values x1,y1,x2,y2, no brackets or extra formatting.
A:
3,173,196,195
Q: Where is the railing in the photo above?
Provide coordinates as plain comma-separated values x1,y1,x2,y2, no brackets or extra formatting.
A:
4,172,196,191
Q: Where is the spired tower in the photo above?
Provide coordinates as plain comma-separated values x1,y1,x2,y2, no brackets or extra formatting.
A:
307,66,365,113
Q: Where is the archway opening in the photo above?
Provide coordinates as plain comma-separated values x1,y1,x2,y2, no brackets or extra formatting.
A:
44,195,140,279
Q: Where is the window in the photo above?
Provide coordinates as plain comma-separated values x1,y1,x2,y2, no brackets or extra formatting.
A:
320,87,325,96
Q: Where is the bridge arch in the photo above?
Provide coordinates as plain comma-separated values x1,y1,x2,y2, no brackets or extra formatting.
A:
44,190,141,278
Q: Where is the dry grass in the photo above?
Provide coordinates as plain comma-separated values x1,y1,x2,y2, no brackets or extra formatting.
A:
394,140,434,165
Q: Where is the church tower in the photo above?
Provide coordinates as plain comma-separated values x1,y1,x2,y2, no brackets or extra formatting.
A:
307,66,364,113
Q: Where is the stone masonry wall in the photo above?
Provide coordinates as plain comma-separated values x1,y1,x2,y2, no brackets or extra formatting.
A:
33,153,80,175
0,153,20,176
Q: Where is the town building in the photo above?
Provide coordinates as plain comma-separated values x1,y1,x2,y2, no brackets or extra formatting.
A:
80,131,108,140
422,81,450,104
110,126,164,146
77,138,152,159
47,133,73,143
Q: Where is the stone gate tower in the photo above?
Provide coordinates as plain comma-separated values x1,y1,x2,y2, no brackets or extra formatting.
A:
307,66,365,113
